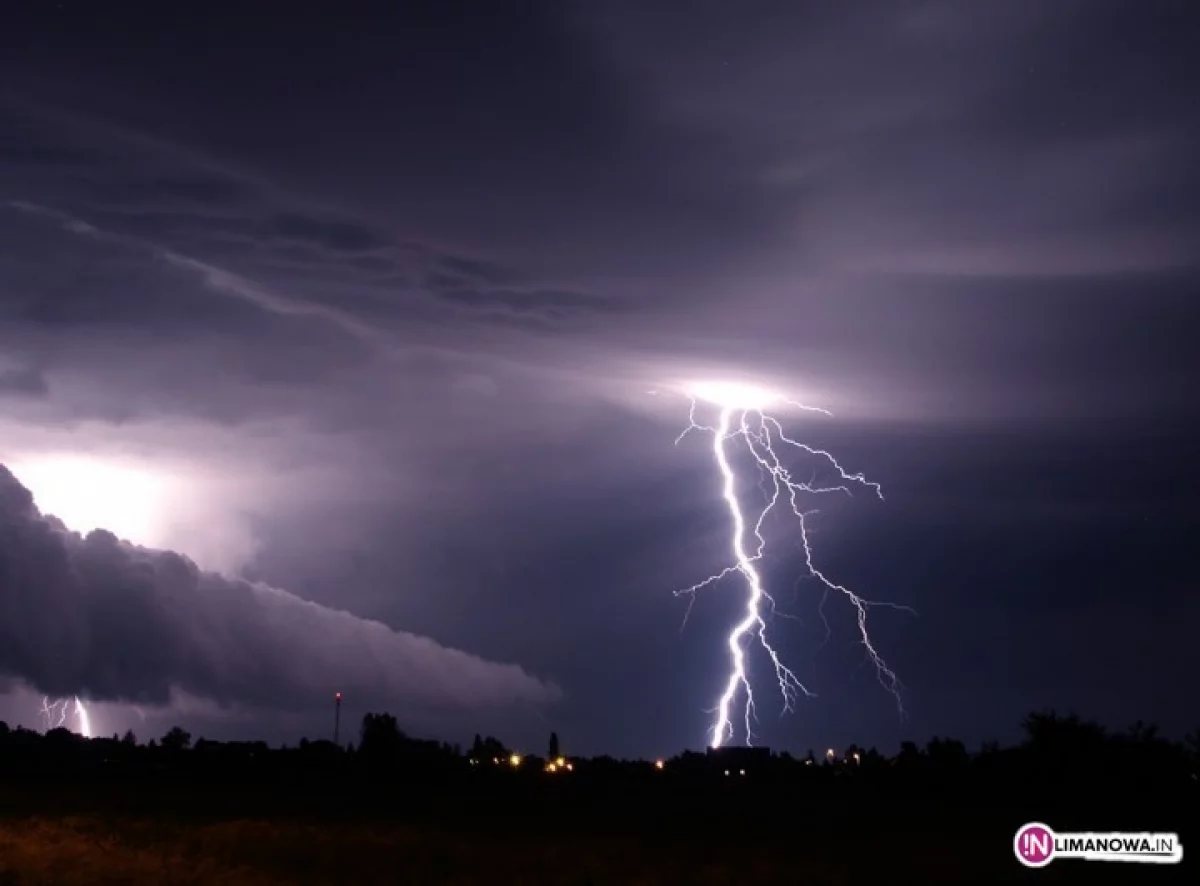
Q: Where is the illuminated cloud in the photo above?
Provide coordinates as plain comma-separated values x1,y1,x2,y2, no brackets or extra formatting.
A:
0,466,561,722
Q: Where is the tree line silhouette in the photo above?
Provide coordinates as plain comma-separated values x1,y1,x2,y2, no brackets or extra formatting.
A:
1,709,1195,793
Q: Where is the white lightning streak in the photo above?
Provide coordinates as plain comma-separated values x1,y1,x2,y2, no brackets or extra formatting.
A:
40,696,93,738
675,394,911,749
75,696,93,738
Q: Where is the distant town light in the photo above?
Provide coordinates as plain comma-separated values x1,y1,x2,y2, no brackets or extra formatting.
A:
509,753,522,768
654,759,665,770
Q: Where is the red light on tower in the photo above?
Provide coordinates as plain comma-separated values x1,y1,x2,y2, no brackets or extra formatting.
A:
333,692,343,746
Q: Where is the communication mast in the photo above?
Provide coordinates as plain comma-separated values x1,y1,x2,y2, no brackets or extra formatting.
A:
333,692,342,746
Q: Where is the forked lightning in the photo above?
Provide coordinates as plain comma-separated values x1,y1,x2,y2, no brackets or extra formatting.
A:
40,696,92,738
674,381,909,748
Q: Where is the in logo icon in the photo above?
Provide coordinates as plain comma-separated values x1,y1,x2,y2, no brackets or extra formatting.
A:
1015,821,1055,868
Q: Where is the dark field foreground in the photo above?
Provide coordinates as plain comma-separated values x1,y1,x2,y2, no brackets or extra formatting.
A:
0,815,1000,885
0,777,1192,884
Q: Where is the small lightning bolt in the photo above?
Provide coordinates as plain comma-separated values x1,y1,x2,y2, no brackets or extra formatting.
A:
40,696,92,738
673,384,911,748
75,696,92,738
39,697,68,730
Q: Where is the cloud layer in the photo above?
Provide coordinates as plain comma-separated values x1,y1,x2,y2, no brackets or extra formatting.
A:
0,1,1196,754
0,466,560,722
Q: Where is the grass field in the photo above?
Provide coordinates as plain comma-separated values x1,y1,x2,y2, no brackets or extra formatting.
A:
4,814,1175,884
0,814,1010,885
0,779,1186,884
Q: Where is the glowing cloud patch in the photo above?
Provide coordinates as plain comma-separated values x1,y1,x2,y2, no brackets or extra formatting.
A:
686,381,783,412
6,456,167,548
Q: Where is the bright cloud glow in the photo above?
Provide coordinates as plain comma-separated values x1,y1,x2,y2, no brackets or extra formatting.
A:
686,381,783,411
6,455,168,548
0,417,355,576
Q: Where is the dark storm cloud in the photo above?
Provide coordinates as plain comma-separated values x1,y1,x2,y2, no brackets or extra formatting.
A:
0,367,48,399
0,466,559,719
577,0,1200,280
0,1,795,284
0,193,623,384
48,171,253,215
348,255,400,275
438,257,517,286
430,285,622,324
269,213,388,253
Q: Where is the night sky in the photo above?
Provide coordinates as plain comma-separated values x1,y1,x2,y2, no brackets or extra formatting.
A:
1,1,1197,759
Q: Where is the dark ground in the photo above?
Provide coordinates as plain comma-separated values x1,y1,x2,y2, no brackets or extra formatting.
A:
0,773,1192,884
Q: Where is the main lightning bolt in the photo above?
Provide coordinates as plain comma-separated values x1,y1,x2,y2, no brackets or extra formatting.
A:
673,381,910,749
40,696,92,738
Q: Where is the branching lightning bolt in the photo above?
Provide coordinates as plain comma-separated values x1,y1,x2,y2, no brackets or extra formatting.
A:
40,696,92,738
673,384,912,749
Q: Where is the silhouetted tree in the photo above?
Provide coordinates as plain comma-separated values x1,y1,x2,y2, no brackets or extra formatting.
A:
896,740,923,769
122,729,137,746
1183,729,1200,777
1022,710,1106,750
926,736,968,768
862,746,886,769
469,735,509,761
359,712,405,762
44,727,77,748
548,731,560,760
161,726,192,752
1126,720,1159,744
1019,709,1121,788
